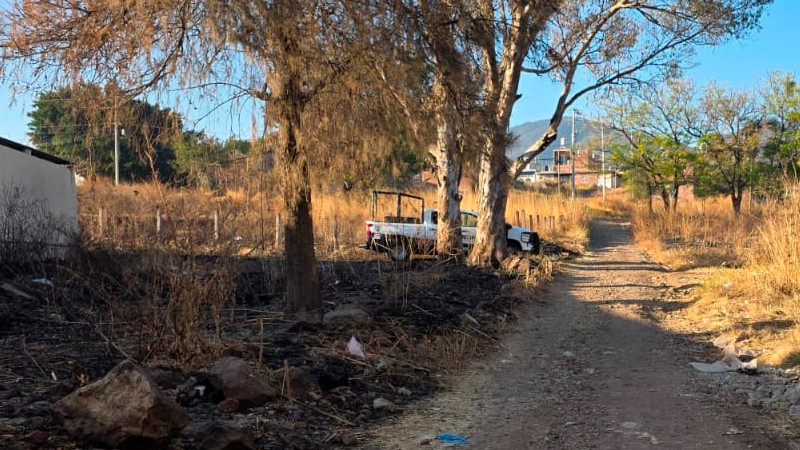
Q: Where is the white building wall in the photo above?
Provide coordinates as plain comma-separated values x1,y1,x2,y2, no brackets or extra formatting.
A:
0,144,78,248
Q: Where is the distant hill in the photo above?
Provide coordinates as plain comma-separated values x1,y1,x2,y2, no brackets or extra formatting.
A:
507,118,603,163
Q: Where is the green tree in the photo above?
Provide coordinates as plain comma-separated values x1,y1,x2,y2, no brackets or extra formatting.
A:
698,83,765,216
603,80,701,214
760,71,800,180
27,83,182,182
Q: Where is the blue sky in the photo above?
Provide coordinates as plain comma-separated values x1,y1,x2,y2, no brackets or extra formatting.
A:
1,0,798,145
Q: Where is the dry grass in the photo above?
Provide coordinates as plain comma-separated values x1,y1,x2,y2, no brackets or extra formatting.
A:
623,185,800,367
78,179,588,257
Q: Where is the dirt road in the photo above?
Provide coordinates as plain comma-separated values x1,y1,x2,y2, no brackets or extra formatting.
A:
365,217,793,449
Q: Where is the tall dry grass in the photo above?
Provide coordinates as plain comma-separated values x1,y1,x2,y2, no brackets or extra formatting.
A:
78,179,588,256
629,195,756,270
624,184,800,366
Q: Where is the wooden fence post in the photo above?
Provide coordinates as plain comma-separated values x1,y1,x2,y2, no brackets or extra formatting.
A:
528,214,533,231
213,209,220,242
333,215,340,250
156,208,162,237
515,211,521,227
275,213,282,249
97,207,104,239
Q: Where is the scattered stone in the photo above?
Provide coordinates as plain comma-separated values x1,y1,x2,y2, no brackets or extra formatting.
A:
52,360,190,447
418,433,436,445
789,404,800,416
217,398,240,413
209,357,278,409
397,387,412,397
562,351,576,359
24,430,49,445
373,397,398,411
323,307,369,327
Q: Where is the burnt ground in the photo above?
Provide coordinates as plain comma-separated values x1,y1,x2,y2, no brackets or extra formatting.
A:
0,245,560,449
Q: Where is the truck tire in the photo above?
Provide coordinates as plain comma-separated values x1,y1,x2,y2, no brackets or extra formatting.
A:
530,232,541,255
507,241,522,256
388,238,411,261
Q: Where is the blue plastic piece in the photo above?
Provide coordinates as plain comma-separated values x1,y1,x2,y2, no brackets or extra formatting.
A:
437,432,469,445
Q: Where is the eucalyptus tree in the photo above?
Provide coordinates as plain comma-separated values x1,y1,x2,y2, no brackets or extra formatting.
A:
458,0,771,266
0,0,396,321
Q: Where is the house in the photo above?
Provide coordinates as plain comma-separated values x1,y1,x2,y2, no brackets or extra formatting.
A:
518,143,621,190
0,136,78,257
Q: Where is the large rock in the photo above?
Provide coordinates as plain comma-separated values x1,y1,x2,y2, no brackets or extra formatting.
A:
323,307,369,327
52,360,190,447
209,357,277,408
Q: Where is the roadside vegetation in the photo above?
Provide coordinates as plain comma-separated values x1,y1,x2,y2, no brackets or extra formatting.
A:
618,186,800,367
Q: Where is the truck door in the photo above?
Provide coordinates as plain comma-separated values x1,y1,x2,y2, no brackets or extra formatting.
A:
460,212,477,246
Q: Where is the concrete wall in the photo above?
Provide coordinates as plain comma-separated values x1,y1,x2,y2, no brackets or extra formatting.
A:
0,144,78,251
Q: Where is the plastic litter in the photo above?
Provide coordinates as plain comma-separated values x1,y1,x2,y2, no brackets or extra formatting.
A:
437,433,468,445
346,336,366,358
690,338,757,373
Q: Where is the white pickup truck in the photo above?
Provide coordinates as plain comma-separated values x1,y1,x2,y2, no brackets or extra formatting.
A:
363,192,540,261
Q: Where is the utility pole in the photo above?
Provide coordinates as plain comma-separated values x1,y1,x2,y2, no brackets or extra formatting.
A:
571,109,577,200
601,123,606,202
114,97,119,186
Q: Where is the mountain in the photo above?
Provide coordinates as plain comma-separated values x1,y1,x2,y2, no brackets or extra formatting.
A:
507,118,601,163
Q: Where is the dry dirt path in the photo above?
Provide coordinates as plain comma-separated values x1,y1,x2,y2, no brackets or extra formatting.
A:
363,217,793,449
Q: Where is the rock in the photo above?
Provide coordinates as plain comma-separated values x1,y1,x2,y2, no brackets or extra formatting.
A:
340,432,358,446
270,366,318,398
198,422,256,450
52,360,190,447
418,433,436,445
217,398,240,413
373,397,398,411
24,430,49,445
790,404,800,416
323,308,369,327
785,386,800,405
397,387,412,397
209,357,277,409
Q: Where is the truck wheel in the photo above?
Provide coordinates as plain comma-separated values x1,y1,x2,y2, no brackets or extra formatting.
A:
530,232,541,255
507,241,522,256
388,239,411,261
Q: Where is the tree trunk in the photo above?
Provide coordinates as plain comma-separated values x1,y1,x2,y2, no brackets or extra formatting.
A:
731,192,742,217
431,82,463,260
671,183,680,212
469,137,510,268
276,72,321,322
660,188,671,213
284,179,321,321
